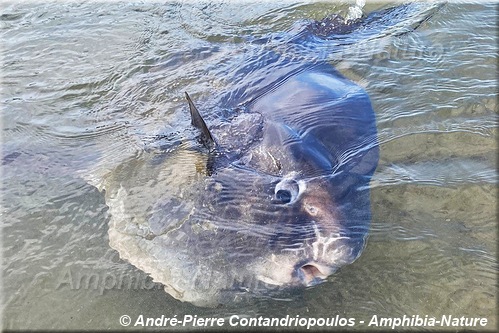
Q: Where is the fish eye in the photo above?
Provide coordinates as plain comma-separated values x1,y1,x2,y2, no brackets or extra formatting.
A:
275,189,292,203
274,178,300,204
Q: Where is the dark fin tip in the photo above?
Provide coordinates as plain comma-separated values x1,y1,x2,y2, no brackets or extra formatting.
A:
185,92,216,150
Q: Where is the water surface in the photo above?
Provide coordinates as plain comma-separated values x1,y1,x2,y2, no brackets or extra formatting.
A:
1,1,497,331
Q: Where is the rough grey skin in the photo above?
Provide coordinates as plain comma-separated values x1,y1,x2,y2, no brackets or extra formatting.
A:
95,3,442,306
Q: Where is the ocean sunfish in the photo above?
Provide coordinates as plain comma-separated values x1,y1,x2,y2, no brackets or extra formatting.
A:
96,3,441,306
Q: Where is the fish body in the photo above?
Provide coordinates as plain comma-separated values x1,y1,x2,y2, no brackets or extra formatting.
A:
98,3,442,306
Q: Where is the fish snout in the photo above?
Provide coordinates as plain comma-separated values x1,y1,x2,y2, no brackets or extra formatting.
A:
254,235,365,288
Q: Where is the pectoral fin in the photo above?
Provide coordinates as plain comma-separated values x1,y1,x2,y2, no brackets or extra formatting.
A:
185,92,216,151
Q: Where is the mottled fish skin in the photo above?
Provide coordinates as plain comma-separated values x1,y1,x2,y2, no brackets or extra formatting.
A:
177,64,378,305
99,3,443,307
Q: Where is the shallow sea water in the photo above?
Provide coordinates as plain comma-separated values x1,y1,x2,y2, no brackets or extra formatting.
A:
1,1,497,331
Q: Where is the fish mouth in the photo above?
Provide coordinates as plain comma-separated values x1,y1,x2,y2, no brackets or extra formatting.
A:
295,261,335,286
253,256,336,288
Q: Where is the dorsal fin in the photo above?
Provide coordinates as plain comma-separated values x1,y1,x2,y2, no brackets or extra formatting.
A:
185,92,216,150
